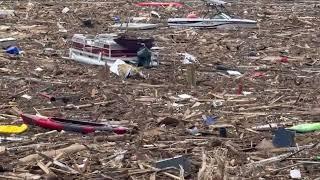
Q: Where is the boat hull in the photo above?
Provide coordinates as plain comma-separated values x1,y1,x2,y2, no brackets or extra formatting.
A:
135,2,183,7
69,48,138,66
69,33,157,66
111,23,158,30
21,113,126,134
167,18,257,28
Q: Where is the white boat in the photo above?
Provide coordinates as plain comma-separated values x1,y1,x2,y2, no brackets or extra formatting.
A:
69,48,138,66
168,13,257,29
69,33,155,66
111,23,158,30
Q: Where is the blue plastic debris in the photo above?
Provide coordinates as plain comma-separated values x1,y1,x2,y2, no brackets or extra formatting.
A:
202,115,218,126
5,46,22,56
272,127,295,147
114,16,121,23
219,127,227,137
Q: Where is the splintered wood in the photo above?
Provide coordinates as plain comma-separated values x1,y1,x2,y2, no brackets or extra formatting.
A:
0,0,319,179
186,64,196,87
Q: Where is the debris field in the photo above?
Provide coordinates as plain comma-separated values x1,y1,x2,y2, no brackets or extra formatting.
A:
0,0,320,179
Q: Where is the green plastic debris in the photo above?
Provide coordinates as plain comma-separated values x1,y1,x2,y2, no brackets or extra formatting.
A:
137,47,151,68
316,156,320,161
185,2,193,7
288,123,320,133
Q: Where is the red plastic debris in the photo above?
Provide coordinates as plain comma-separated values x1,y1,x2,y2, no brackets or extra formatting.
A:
252,71,265,78
187,12,198,18
237,83,243,95
279,56,289,63
135,2,184,7
113,127,127,134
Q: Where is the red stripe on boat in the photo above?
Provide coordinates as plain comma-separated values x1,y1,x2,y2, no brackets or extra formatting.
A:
135,2,183,7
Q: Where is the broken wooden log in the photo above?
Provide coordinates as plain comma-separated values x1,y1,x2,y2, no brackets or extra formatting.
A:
19,143,90,163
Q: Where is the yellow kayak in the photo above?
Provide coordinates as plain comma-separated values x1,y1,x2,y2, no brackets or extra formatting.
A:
0,124,28,134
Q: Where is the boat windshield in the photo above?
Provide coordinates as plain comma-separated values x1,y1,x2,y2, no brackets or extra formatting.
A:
213,13,231,19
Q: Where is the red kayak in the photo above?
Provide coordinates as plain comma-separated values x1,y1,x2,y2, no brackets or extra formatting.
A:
21,113,127,134
135,2,184,7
